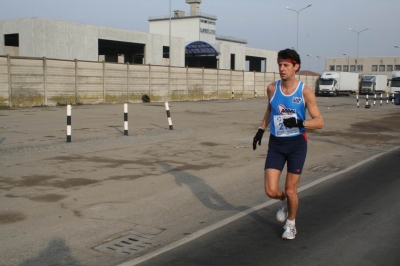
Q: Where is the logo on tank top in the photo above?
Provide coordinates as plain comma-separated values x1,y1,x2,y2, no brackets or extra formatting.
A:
292,97,302,104
278,104,297,115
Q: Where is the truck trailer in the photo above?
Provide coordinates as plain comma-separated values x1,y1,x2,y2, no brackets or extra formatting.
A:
318,71,359,96
390,71,400,99
359,74,388,95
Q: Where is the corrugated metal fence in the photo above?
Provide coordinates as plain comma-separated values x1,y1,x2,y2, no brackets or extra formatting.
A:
0,55,319,107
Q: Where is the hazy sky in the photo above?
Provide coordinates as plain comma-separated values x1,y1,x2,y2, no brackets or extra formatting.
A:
1,0,399,73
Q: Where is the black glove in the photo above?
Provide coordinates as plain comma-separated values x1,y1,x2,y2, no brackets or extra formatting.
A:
253,128,265,150
283,117,305,128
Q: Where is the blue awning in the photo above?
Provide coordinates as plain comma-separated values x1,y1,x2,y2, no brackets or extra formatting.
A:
185,41,219,56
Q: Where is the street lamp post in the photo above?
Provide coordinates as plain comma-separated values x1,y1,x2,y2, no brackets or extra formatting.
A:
349,27,369,72
343,53,350,72
286,4,312,52
307,54,312,72
316,55,321,73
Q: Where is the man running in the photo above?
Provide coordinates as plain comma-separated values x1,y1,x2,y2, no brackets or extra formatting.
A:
253,48,324,240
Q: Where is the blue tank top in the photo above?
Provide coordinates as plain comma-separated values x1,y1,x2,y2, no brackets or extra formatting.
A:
270,80,306,137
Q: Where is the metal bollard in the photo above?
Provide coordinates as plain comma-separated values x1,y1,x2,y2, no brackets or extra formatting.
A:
356,94,359,108
124,103,128,136
67,105,72,142
165,102,173,130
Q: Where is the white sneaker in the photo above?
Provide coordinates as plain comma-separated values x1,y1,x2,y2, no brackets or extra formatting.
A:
276,201,288,222
282,223,297,240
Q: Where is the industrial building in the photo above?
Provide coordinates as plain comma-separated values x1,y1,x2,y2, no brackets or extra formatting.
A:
0,0,278,73
325,56,400,80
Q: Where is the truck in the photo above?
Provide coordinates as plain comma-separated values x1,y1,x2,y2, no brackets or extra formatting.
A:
317,71,359,96
359,74,388,95
390,71,400,100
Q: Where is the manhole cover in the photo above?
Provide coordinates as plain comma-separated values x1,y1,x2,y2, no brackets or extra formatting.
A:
93,232,154,255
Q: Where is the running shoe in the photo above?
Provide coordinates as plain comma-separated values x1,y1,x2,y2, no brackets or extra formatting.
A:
276,201,288,222
282,223,297,240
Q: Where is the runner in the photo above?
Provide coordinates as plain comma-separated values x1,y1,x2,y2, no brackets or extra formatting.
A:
253,48,324,240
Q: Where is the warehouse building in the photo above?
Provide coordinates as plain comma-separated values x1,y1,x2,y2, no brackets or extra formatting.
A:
0,0,278,73
325,56,400,80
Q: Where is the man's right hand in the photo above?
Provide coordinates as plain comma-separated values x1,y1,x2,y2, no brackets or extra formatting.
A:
253,128,265,150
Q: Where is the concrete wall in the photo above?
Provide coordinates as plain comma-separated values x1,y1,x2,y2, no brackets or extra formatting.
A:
0,55,318,107
149,17,201,42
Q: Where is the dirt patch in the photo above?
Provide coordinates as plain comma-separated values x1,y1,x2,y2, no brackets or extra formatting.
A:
0,175,98,189
5,193,67,202
0,211,26,224
201,142,221,147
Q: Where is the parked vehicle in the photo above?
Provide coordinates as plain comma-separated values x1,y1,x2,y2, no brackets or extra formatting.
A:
359,74,387,95
318,71,359,96
390,71,400,100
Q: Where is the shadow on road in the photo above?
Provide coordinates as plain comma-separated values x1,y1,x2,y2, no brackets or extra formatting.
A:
20,237,82,266
158,162,282,237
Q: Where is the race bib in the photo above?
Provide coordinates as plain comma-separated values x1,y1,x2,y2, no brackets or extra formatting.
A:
273,114,300,136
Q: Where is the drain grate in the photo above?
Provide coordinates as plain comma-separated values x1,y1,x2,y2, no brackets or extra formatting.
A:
94,232,154,255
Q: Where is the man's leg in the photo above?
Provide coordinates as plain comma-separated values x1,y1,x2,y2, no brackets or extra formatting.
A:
285,172,301,220
264,168,285,200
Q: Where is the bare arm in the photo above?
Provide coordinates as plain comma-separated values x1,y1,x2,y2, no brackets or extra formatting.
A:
303,85,324,129
259,82,276,129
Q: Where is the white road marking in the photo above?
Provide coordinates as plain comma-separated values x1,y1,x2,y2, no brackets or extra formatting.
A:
118,146,398,266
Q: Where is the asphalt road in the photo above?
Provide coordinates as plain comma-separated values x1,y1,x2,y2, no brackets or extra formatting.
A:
133,149,400,266
1,95,399,266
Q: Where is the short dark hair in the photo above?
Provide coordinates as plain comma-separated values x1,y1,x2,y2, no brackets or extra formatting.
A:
278,49,301,72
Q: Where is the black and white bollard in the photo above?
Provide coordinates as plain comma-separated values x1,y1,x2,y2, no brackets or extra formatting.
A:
67,105,72,142
387,94,389,104
373,94,376,106
231,90,234,99
392,94,394,104
124,103,128,136
356,94,359,108
165,102,173,130
366,94,369,107
380,93,382,106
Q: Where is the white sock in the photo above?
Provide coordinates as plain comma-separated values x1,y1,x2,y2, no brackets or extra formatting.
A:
286,219,295,225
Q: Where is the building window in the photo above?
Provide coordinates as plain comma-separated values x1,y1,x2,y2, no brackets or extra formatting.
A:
231,54,235,70
343,65,349,72
357,65,363,71
371,65,378,72
336,65,342,71
395,65,400,70
4,33,19,46
350,65,356,72
163,46,169,58
387,65,393,72
379,65,385,72
329,65,335,71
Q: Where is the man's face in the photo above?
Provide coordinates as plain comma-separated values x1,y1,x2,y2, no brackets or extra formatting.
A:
278,61,299,80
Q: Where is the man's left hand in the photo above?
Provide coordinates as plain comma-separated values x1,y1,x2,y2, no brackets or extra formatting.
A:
283,117,305,128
